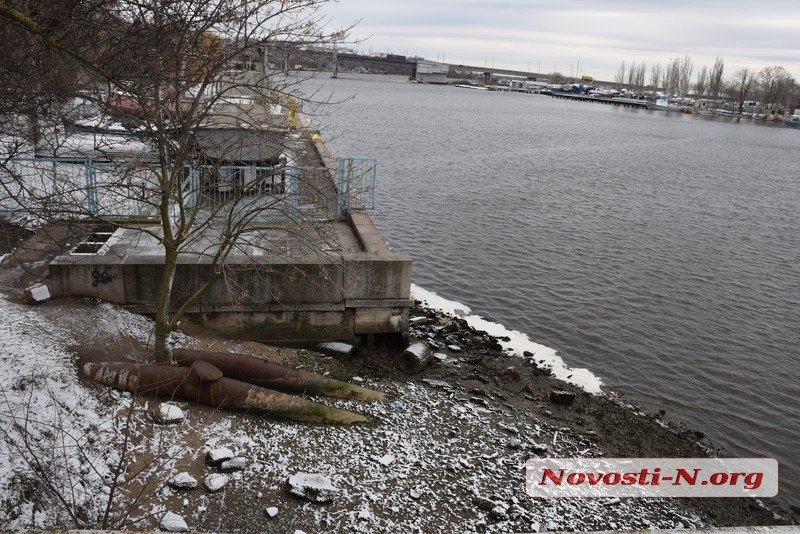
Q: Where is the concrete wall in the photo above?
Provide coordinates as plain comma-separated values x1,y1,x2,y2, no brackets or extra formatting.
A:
48,214,412,342
47,125,412,342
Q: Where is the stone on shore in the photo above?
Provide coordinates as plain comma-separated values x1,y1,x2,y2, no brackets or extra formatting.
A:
220,457,246,471
264,506,279,518
287,472,339,503
403,342,431,373
154,403,185,424
25,283,51,304
206,447,234,466
160,511,189,532
168,472,198,490
318,341,354,355
377,453,396,466
204,473,229,493
549,389,576,406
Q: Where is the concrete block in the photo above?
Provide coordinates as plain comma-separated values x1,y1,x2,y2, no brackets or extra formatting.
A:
25,283,51,304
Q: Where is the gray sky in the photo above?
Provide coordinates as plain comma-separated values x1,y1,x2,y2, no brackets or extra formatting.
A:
321,1,800,83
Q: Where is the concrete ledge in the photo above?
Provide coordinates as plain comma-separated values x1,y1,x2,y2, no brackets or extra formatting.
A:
269,302,345,312
346,298,415,308
349,211,388,253
47,178,411,342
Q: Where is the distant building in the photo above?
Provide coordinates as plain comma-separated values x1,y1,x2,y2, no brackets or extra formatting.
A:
416,61,449,84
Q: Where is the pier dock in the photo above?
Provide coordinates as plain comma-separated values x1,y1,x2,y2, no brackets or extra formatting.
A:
550,93,649,109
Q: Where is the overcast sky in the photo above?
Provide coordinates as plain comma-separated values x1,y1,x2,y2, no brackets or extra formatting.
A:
320,1,800,83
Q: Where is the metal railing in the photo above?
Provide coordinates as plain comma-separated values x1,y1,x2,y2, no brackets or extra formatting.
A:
0,156,377,223
337,157,377,218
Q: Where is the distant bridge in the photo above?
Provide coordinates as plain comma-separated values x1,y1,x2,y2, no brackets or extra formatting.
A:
333,53,546,80
331,53,600,84
334,53,417,74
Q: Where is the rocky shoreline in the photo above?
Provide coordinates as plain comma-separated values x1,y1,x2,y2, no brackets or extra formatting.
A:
368,301,797,527
0,221,796,531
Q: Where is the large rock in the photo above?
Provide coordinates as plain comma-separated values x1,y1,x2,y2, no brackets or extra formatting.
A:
402,342,431,373
318,341,354,355
220,457,246,472
24,283,51,304
287,472,339,503
160,511,189,532
168,472,198,490
204,473,230,493
549,389,576,406
206,447,234,466
154,403,185,424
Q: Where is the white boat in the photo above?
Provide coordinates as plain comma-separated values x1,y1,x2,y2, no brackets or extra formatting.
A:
646,100,685,112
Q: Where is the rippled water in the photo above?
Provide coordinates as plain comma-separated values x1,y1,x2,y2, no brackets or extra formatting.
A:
301,74,800,507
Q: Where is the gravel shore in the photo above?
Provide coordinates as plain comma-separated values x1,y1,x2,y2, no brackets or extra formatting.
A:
0,224,796,531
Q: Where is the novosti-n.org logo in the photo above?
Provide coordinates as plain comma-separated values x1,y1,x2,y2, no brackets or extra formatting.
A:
526,458,778,498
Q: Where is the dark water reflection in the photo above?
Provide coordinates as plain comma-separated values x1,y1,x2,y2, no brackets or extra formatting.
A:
302,74,800,507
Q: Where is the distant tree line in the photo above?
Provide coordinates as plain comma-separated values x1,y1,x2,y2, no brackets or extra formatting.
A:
612,56,800,112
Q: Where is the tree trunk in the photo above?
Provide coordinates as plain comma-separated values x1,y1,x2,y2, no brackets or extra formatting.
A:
25,95,40,146
154,244,178,363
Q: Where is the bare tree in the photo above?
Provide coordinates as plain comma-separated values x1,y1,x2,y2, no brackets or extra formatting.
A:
694,65,709,99
0,1,356,361
649,62,663,92
678,55,694,97
626,60,637,88
0,381,201,529
758,65,797,110
614,60,626,87
664,57,681,96
727,68,756,114
633,61,647,95
708,55,725,107
0,1,107,142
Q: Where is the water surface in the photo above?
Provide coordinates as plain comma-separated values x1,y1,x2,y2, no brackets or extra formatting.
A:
302,74,800,506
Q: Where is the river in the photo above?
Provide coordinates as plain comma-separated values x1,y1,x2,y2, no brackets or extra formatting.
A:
300,73,800,508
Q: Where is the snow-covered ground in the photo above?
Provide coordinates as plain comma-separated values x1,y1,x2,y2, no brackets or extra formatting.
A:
0,288,723,532
0,294,152,528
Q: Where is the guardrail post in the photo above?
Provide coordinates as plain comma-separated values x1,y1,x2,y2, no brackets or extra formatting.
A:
85,159,99,215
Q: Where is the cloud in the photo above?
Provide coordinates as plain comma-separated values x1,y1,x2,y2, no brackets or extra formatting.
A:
322,1,800,81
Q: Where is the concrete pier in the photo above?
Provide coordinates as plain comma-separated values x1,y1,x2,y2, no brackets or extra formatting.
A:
550,92,649,109
47,125,412,343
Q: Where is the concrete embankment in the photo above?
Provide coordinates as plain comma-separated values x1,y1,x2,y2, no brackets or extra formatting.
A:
41,122,412,342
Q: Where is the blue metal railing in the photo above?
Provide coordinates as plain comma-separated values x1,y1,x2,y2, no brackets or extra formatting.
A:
1,156,377,223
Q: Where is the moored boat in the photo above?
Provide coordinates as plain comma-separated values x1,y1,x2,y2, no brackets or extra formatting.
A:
646,100,685,112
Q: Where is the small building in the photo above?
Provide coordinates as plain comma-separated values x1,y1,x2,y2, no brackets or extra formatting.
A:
415,61,449,84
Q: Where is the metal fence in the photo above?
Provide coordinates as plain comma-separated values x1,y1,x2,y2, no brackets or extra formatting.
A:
337,157,377,218
0,156,377,223
0,158,161,220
